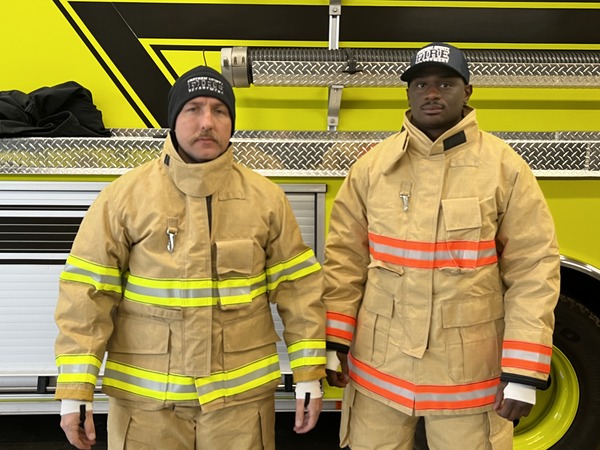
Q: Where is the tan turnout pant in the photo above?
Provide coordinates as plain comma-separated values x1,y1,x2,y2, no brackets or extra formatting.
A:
107,396,275,450
340,385,514,450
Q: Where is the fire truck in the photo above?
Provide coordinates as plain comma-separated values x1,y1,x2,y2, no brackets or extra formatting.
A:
1,1,599,449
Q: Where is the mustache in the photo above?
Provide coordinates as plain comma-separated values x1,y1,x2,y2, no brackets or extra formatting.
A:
420,101,444,110
192,132,218,141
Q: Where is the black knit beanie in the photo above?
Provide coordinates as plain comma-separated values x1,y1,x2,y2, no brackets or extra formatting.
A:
167,66,236,135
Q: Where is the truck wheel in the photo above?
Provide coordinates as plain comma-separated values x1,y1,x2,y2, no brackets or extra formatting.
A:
514,294,600,449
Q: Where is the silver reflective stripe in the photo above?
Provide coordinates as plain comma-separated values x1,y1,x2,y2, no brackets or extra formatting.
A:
349,357,414,401
125,283,214,299
57,363,99,376
196,360,281,398
503,349,552,365
369,242,496,262
267,253,319,285
63,263,122,287
289,347,326,362
124,278,267,305
414,385,498,404
103,367,197,395
327,317,355,334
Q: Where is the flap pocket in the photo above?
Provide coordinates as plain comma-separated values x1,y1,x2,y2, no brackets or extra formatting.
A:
442,197,482,231
216,239,253,277
223,306,280,352
442,294,504,328
108,314,170,354
366,262,404,295
363,267,399,318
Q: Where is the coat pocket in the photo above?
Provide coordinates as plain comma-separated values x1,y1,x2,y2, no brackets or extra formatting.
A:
223,304,280,354
443,294,504,383
441,197,482,238
221,305,281,401
216,239,254,277
441,197,483,270
353,266,399,367
216,239,255,309
107,313,172,355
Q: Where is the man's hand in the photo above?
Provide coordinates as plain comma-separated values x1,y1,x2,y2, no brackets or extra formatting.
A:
493,381,534,421
60,409,96,449
325,351,349,388
294,394,323,434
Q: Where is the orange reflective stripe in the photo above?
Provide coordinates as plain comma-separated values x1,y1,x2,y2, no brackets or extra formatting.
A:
326,311,356,341
415,378,499,410
350,354,414,408
349,353,499,412
368,232,498,269
502,340,552,374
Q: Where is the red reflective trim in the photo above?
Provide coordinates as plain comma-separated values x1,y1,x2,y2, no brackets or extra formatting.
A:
350,356,414,408
326,312,356,341
349,353,500,411
368,232,498,269
502,358,551,374
503,340,553,356
326,327,353,340
417,395,496,411
327,311,357,326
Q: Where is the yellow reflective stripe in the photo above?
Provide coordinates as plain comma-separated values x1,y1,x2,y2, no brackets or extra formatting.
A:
266,249,321,291
102,360,198,402
195,354,281,404
102,357,281,404
56,354,103,368
124,273,267,307
125,289,215,307
57,372,99,385
290,357,326,369
288,340,327,369
60,255,122,294
288,340,326,353
218,278,267,306
56,354,103,385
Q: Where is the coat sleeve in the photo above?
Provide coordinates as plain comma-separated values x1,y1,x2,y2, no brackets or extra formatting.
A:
54,185,128,401
266,190,326,383
496,157,561,388
322,163,371,352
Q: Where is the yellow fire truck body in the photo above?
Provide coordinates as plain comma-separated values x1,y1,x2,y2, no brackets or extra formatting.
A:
1,1,599,448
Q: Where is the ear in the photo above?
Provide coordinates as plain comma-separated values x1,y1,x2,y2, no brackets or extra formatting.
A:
464,84,473,104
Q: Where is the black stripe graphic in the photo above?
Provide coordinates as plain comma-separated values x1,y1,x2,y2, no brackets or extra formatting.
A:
56,2,600,127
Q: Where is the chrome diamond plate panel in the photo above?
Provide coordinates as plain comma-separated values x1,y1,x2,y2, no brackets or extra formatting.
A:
252,61,410,87
1,130,599,177
251,61,600,88
241,49,600,88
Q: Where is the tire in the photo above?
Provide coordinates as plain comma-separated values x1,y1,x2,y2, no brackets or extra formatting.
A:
415,294,600,450
513,294,600,450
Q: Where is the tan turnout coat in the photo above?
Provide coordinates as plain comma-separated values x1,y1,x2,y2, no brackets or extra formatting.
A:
55,135,326,411
323,108,560,415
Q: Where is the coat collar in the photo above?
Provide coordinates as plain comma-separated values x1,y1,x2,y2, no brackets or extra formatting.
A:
403,106,479,157
162,133,233,198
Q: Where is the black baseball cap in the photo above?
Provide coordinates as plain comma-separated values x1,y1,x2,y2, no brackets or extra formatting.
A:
401,43,470,84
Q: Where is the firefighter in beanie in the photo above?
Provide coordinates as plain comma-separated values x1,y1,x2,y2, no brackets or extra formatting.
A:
323,43,560,449
54,65,326,450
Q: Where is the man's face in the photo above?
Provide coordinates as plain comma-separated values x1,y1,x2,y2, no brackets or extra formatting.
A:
406,66,473,141
174,97,232,163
